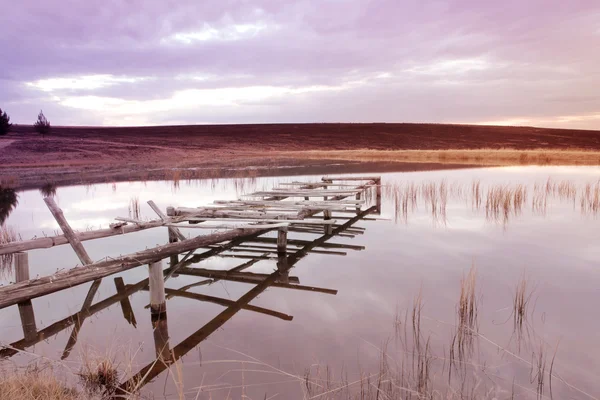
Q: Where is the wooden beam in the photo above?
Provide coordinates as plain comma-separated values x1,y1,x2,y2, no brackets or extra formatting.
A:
0,226,276,310
164,258,263,301
322,176,381,181
114,277,137,327
0,219,167,256
167,222,290,230
176,267,336,295
242,238,365,251
43,197,93,265
170,267,299,284
147,288,293,321
44,197,104,360
148,200,186,241
178,218,337,225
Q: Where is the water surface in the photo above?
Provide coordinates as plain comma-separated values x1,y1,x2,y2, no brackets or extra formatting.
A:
0,166,599,399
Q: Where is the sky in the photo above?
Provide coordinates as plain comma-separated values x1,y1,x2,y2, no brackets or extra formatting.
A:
0,0,599,129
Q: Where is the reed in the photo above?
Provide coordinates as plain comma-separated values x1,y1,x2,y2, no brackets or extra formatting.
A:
580,181,600,215
0,224,18,277
513,273,533,336
127,196,141,220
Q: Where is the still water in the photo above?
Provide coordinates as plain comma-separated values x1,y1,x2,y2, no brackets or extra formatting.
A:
0,166,599,399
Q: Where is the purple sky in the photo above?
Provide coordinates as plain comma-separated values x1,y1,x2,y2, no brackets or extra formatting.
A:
1,0,599,128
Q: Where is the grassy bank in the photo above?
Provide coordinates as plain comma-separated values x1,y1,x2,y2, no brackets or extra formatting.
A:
287,148,600,166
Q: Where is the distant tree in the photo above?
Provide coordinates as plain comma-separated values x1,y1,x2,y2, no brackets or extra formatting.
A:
34,110,51,135
0,108,11,136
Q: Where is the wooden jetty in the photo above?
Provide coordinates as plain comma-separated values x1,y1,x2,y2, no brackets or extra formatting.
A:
0,175,382,394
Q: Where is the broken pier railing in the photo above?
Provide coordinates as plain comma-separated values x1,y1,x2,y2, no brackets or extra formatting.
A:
0,175,382,393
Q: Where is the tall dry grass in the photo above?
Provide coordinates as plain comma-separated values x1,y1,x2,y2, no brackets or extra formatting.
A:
0,366,81,400
289,148,600,166
0,224,18,278
127,196,141,220
384,178,600,226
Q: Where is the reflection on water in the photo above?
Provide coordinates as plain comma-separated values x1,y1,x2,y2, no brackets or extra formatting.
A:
0,185,19,276
0,167,599,399
0,185,18,225
39,182,57,198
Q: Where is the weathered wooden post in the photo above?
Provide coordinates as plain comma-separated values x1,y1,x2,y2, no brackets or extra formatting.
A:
323,179,333,201
149,259,172,362
15,252,37,341
149,260,166,316
277,226,288,257
168,230,180,277
356,192,362,214
324,210,333,235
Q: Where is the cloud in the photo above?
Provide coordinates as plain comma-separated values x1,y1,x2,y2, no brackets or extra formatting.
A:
0,0,599,128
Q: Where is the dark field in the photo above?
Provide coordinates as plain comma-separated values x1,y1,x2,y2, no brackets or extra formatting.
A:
1,123,600,189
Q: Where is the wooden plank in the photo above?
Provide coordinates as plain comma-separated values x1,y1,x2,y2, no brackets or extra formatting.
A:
167,208,296,219
180,218,337,225
278,182,378,187
322,176,381,181
148,200,186,241
0,226,277,310
167,222,290,230
222,247,347,256
43,197,93,265
0,219,167,256
44,197,103,360
243,238,365,250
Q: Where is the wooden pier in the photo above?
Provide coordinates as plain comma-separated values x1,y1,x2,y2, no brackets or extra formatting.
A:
0,175,382,394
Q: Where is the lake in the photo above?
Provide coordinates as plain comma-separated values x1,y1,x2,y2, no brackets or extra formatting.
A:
0,165,599,399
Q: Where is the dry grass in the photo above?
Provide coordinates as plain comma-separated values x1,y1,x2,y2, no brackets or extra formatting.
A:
384,178,600,226
485,184,527,225
450,265,479,376
0,224,18,277
580,181,600,215
290,148,600,166
40,182,57,198
512,272,535,353
77,357,119,397
0,365,81,400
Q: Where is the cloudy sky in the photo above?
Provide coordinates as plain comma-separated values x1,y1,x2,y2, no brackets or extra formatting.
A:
1,0,599,128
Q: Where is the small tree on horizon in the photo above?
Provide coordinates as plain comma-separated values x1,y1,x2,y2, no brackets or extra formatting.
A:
0,108,11,136
34,110,51,136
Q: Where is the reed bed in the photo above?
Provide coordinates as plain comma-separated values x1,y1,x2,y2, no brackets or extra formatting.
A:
384,178,600,226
